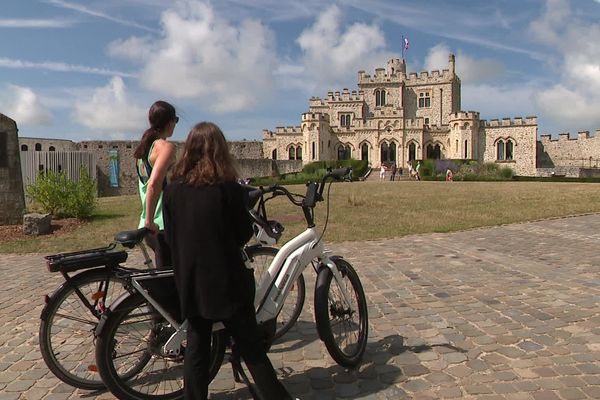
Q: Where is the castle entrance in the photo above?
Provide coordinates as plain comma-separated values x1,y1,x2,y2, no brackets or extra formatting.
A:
381,142,396,164
426,144,441,159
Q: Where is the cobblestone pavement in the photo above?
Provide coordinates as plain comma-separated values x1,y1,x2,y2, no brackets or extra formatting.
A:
1,214,600,400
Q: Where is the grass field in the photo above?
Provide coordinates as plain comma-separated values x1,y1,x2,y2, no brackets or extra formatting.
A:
2,180,600,254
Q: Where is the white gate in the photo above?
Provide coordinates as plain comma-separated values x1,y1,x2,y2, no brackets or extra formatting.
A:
20,151,97,188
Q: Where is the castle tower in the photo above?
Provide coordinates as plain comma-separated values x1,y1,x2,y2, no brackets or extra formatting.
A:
387,58,406,75
0,113,25,225
302,112,331,163
448,111,480,160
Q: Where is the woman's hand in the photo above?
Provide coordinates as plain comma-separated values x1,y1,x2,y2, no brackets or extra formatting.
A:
145,221,160,234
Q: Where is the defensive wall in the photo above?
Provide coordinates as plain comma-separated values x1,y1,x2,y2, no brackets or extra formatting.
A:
17,137,301,197
537,130,600,172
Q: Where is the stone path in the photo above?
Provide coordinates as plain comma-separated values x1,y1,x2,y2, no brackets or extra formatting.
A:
1,214,600,399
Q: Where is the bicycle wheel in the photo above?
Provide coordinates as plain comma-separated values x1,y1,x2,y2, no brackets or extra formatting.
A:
247,246,305,340
39,268,127,390
95,292,227,400
314,258,368,368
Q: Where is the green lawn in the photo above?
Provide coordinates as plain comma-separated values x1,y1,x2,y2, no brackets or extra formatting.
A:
3,180,600,254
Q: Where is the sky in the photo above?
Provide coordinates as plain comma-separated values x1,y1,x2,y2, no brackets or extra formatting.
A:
1,0,600,142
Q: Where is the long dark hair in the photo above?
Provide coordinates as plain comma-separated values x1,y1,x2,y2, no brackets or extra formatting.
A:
134,100,177,159
171,122,238,186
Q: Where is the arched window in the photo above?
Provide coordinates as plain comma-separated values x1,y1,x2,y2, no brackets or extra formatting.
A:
506,140,514,160
296,146,302,160
288,146,295,160
361,143,369,161
464,140,468,159
21,144,28,151
497,140,505,161
49,146,56,152
380,142,396,163
340,114,351,127
337,145,351,160
311,142,315,160
375,89,386,107
35,143,42,151
272,149,277,160
408,143,416,161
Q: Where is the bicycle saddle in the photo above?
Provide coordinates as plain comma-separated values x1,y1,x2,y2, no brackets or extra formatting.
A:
114,228,150,248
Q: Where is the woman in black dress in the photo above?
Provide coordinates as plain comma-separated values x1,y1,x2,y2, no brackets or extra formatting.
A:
163,122,293,400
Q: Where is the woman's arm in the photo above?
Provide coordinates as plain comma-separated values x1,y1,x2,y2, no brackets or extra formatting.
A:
145,139,175,233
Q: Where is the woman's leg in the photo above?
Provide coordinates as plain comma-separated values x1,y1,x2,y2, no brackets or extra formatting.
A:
224,304,293,400
185,316,213,400
143,232,171,269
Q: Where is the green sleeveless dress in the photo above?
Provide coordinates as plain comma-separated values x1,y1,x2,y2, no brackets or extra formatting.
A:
137,141,165,230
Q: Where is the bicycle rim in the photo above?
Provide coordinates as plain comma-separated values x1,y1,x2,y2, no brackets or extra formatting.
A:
315,259,368,367
39,270,127,390
96,293,227,400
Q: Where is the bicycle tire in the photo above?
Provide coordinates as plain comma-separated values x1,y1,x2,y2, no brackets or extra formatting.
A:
314,258,368,368
247,246,305,340
95,292,227,400
39,268,128,390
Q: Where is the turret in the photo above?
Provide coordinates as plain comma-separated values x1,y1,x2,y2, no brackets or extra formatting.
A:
448,54,455,76
387,58,405,75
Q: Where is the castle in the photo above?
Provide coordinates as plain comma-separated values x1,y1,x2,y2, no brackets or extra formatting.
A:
262,54,600,177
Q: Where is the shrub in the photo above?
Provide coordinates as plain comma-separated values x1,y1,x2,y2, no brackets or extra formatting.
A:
26,167,97,219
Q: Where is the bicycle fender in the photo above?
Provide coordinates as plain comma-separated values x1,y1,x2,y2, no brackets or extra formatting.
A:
94,291,134,337
40,280,73,320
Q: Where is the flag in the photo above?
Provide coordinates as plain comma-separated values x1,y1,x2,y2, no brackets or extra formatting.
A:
404,37,410,50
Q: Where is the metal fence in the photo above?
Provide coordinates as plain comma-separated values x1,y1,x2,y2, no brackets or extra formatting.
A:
20,151,97,188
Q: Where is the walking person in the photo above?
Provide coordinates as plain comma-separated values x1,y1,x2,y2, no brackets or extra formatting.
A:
163,122,294,400
415,161,422,181
134,100,178,269
379,164,386,181
390,163,397,181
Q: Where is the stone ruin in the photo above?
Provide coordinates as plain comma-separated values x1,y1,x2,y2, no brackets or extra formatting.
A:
0,113,25,225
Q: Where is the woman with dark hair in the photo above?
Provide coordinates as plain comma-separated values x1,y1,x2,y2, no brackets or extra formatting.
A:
134,100,178,269
163,122,294,400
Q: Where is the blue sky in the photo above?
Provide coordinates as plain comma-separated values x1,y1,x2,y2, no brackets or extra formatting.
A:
2,0,600,142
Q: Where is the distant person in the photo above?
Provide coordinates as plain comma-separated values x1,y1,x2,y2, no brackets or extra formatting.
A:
415,161,422,181
380,164,386,181
390,164,397,181
134,100,178,269
348,167,353,181
446,168,454,181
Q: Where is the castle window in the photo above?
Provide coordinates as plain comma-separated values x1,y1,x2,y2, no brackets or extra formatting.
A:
464,140,468,159
21,144,28,151
380,142,396,163
312,142,315,160
408,142,416,161
418,92,431,108
296,146,302,160
35,143,42,151
98,144,103,149
272,149,277,160
340,114,352,128
497,140,505,160
83,144,88,149
289,146,296,160
506,140,514,160
337,145,351,160
375,89,386,107
424,118,429,126
361,143,369,161
49,146,56,152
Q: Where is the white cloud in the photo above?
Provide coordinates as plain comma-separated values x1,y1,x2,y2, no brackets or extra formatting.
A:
108,0,277,113
72,76,147,135
424,44,505,83
0,85,53,126
290,5,391,92
530,0,600,131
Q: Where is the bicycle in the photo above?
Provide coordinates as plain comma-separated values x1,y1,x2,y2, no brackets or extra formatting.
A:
94,168,369,400
39,203,302,391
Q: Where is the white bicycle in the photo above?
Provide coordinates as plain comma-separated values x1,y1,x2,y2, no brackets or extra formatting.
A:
94,168,369,400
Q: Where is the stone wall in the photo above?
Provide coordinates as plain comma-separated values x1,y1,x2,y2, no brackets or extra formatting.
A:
481,118,538,176
538,131,600,168
0,114,25,225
